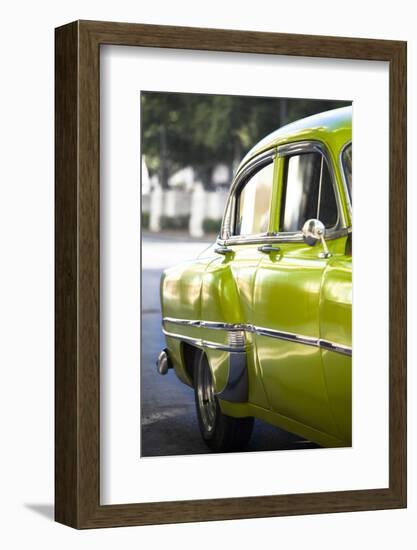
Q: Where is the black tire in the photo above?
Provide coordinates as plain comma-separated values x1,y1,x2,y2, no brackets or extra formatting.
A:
193,352,254,452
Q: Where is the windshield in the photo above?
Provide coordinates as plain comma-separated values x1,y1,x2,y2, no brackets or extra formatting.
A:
342,143,352,201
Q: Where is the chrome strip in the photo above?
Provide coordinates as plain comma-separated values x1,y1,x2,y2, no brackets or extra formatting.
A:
163,317,201,328
339,140,352,222
276,141,325,158
234,148,277,181
202,320,246,331
162,328,246,353
163,317,351,357
254,326,351,357
164,317,246,331
217,227,349,247
318,339,352,357
220,148,276,240
253,325,317,348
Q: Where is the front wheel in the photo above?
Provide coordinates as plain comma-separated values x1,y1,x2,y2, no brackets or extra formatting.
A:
194,353,254,452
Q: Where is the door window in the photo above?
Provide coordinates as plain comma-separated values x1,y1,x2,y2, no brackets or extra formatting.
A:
280,152,338,232
234,161,274,236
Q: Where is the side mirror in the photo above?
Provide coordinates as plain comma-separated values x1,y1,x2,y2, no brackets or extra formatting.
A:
302,219,331,258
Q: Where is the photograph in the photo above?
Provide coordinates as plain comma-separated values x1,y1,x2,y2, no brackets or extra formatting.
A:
140,91,353,457
52,17,406,531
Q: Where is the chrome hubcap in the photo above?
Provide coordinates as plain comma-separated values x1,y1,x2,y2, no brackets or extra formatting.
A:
197,356,217,433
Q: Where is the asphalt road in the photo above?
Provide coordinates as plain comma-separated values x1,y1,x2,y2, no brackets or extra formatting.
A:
140,232,318,457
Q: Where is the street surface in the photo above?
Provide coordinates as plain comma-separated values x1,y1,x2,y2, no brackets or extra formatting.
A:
140,232,317,456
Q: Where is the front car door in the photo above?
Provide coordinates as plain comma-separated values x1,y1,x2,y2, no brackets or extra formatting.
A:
252,141,351,445
201,150,278,409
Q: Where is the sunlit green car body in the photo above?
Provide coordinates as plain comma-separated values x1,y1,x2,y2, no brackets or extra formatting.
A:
160,107,352,448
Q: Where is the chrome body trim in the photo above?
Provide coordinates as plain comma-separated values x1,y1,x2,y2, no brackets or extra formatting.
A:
255,325,352,357
203,321,246,331
163,317,201,328
318,339,352,357
163,318,351,357
165,317,246,332
253,325,317,347
227,330,246,348
162,328,246,353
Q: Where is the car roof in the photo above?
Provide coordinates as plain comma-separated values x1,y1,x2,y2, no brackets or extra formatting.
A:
237,105,352,172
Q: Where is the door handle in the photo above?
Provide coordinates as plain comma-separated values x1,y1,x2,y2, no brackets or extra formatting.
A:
215,246,234,256
258,245,281,254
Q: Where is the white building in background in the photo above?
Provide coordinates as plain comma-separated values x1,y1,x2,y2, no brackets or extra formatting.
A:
168,166,195,191
141,156,151,219
141,156,151,194
141,156,230,238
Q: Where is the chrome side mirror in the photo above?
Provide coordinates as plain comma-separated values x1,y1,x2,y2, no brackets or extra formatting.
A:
302,219,331,258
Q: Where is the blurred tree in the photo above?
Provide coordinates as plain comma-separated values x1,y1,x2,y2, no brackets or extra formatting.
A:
141,92,350,190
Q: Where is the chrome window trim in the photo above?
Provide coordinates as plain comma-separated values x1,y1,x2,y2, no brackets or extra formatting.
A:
220,140,349,244
277,140,344,232
276,141,325,157
220,148,276,241
339,140,352,222
163,317,352,357
216,227,349,247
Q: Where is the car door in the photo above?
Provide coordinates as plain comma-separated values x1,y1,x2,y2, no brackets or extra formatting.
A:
252,142,346,438
202,150,277,408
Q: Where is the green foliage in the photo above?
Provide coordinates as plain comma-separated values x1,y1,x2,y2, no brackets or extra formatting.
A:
159,215,190,231
202,218,222,234
141,92,351,190
141,212,150,229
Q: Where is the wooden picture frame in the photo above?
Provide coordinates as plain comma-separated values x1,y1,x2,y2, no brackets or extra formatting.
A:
55,20,407,528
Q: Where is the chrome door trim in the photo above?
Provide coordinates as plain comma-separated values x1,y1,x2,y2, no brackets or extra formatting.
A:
164,317,246,331
318,339,352,356
162,317,201,328
162,317,352,357
162,328,246,353
253,325,317,347
254,325,352,357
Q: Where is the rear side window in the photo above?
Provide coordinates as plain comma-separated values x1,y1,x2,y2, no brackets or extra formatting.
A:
235,161,274,236
280,152,338,232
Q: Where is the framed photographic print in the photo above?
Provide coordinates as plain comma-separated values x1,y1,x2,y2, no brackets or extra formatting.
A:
55,20,407,528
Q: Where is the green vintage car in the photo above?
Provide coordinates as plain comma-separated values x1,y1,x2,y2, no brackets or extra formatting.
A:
157,106,352,451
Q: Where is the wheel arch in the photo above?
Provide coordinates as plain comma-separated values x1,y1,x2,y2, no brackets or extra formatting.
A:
180,342,203,385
